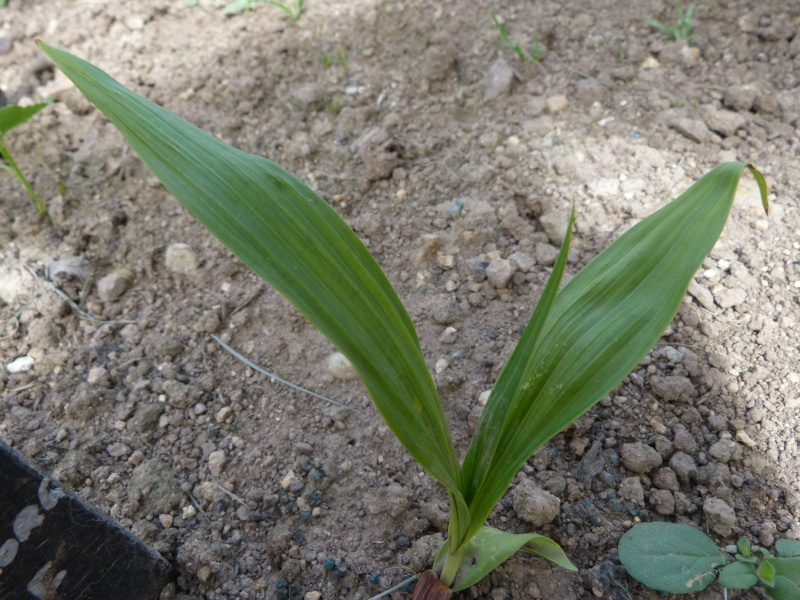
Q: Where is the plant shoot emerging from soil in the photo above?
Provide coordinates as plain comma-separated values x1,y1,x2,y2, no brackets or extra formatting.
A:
37,41,770,596
646,3,696,41
0,100,52,223
492,13,543,63
222,0,303,20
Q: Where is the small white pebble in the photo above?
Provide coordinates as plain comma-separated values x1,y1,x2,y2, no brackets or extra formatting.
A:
435,358,449,374
6,356,35,373
165,243,198,274
194,402,207,415
736,430,757,448
216,406,232,423
208,450,226,477
158,514,174,528
280,469,298,491
182,505,197,519
479,390,492,406
650,419,668,435
327,352,359,380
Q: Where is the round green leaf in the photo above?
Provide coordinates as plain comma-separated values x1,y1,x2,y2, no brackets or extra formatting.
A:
619,522,727,594
719,561,757,589
777,539,800,558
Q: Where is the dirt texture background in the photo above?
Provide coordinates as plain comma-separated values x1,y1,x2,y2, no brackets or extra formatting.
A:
1,1,799,599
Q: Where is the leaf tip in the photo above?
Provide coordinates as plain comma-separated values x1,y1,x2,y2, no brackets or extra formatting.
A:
746,163,769,216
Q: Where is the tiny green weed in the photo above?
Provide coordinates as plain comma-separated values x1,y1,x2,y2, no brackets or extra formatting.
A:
620,523,800,598
324,96,342,115
492,13,543,63
319,48,349,70
223,0,303,21
39,41,771,597
646,3,695,41
0,100,52,223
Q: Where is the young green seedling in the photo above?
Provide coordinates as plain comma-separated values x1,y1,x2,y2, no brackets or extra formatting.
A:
37,41,769,595
319,49,349,70
0,100,52,223
619,523,800,599
223,0,303,21
492,13,543,63
646,3,695,41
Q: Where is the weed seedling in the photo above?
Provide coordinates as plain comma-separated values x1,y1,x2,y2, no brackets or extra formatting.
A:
324,96,342,115
646,3,695,41
492,13,543,63
0,100,52,222
620,523,800,598
319,49,349,70
223,0,303,21
38,41,770,596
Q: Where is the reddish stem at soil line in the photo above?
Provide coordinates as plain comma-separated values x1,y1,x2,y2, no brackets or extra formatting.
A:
412,570,452,600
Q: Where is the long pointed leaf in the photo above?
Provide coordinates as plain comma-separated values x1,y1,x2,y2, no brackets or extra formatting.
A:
37,42,466,511
460,204,573,543
0,100,51,136
462,163,767,540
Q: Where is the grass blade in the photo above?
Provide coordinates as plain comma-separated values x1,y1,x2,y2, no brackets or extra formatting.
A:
37,41,465,506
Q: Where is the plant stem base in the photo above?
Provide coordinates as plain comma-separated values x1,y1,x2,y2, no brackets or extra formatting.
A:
412,570,452,599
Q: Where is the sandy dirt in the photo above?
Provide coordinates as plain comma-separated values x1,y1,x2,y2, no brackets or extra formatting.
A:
1,1,799,598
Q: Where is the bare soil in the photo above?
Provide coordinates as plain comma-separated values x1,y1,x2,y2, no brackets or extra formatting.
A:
1,1,799,599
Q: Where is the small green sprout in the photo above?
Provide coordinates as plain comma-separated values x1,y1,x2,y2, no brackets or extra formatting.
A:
0,100,52,223
223,0,303,21
620,523,800,598
492,13,543,63
319,49,349,70
324,96,342,116
38,41,771,596
646,3,695,41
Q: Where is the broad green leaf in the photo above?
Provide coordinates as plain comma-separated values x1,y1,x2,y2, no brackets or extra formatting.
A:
777,539,800,558
772,557,800,585
759,559,777,587
0,101,51,137
433,526,575,592
618,523,727,594
766,563,800,600
719,561,757,589
461,163,768,540
766,577,800,600
37,42,467,521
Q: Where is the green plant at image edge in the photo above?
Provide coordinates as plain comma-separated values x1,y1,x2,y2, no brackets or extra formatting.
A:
620,523,800,598
646,3,695,41
223,0,303,20
36,40,771,594
0,100,52,223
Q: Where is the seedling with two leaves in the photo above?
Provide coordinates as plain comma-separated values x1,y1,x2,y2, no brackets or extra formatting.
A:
37,41,770,596
646,3,696,41
0,100,51,222
620,523,800,599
